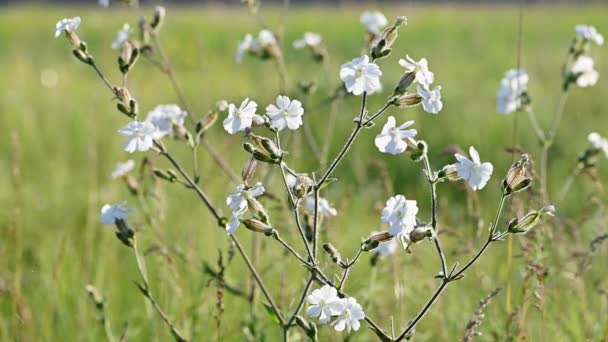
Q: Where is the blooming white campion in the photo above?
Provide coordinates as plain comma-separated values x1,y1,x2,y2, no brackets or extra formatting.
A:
223,98,260,134
360,11,388,35
118,121,156,153
226,210,245,235
340,55,382,96
111,159,135,179
226,182,265,213
576,25,604,46
399,55,435,88
571,56,599,88
381,195,418,243
101,202,131,225
306,285,342,324
293,32,322,49
331,297,365,332
497,69,529,114
374,116,417,155
145,104,187,139
306,196,337,217
112,23,132,49
588,132,608,157
266,95,304,131
454,146,494,191
54,17,81,38
417,85,443,114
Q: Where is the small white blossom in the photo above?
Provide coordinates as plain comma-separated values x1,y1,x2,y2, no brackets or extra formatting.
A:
331,297,365,332
417,85,443,114
497,69,529,115
101,202,131,225
588,132,608,157
226,183,265,213
145,104,187,139
111,159,135,179
293,32,322,49
118,121,156,153
571,56,599,88
223,98,260,134
226,210,245,235
398,55,435,88
112,23,132,49
340,55,382,96
360,11,388,35
374,116,417,155
306,285,342,324
576,25,604,46
454,146,494,191
371,235,398,256
382,195,418,242
258,29,277,47
55,17,81,38
266,95,305,131
306,196,337,217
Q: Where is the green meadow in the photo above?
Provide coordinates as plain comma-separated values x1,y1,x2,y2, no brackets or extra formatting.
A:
1,4,607,341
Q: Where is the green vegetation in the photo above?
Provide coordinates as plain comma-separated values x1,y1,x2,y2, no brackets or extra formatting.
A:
1,5,607,341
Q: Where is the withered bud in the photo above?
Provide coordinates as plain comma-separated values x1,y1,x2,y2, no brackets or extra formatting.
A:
241,218,274,235
113,86,132,105
437,164,461,182
371,16,407,60
150,6,166,31
241,157,258,182
362,231,393,251
322,243,342,264
502,154,532,196
393,72,416,95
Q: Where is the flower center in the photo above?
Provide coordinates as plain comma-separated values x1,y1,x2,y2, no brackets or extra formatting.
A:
389,127,399,136
236,109,243,117
357,69,366,77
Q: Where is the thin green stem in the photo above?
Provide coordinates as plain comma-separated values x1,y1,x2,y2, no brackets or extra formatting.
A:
422,154,449,279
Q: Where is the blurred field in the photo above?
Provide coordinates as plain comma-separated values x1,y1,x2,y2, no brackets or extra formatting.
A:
1,4,607,341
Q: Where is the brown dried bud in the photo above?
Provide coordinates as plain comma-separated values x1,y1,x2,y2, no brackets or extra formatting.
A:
241,157,258,182
362,231,393,251
502,154,532,195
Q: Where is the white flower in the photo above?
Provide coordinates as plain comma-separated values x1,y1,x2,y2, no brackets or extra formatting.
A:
381,195,418,242
398,55,435,88
340,55,382,96
576,25,604,45
101,202,131,225
371,236,398,256
417,85,443,114
306,196,337,217
118,121,156,153
223,98,260,134
99,0,110,7
235,34,259,63
111,159,135,179
226,209,245,235
258,29,277,47
374,116,417,155
145,104,187,139
588,132,608,157
55,17,81,38
497,69,529,115
571,56,599,88
112,23,132,49
226,183,265,213
266,96,304,131
306,285,342,324
293,32,322,49
360,11,388,35
331,297,365,332
454,146,494,191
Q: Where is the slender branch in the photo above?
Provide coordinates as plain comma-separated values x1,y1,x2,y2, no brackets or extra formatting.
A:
338,248,363,290
273,232,313,267
286,276,314,328
312,188,320,260
90,62,114,92
540,90,570,202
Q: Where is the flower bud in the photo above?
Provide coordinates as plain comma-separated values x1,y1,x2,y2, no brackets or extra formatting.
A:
409,140,428,162
260,137,282,159
150,6,165,31
502,154,532,196
241,218,274,235
293,175,314,199
322,243,341,264
153,168,177,182
246,197,268,222
123,174,139,195
393,72,416,95
196,111,218,134
362,231,393,251
409,225,435,244
437,164,461,182
72,49,93,65
118,41,140,74
393,92,422,107
114,219,135,247
371,16,407,60
508,205,556,234
241,157,258,182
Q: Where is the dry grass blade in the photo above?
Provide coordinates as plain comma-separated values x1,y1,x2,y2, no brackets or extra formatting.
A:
462,287,502,342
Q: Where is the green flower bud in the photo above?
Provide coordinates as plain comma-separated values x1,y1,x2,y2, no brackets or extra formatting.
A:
508,205,556,234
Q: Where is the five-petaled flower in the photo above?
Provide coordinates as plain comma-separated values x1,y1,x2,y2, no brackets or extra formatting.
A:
306,196,338,217
112,23,132,49
306,285,342,324
571,56,599,88
382,195,418,247
101,202,131,225
340,55,382,96
417,85,443,114
360,11,388,35
293,32,322,49
454,146,494,191
576,25,604,46
330,297,365,332
145,104,188,139
223,98,261,134
399,55,435,89
111,160,135,179
496,69,529,115
374,116,417,155
266,95,305,131
55,17,81,38
118,120,156,153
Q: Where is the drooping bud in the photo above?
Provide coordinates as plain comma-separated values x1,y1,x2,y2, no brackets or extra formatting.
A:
150,6,166,31
508,205,556,234
502,154,532,196
322,243,342,264
371,16,407,60
241,218,274,235
362,231,393,251
437,164,461,182
393,72,416,95
241,157,258,182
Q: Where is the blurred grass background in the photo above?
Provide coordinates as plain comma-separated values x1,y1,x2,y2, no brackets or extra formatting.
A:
1,4,607,341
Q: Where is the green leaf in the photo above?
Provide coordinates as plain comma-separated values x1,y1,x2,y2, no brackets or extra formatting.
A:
262,303,281,325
